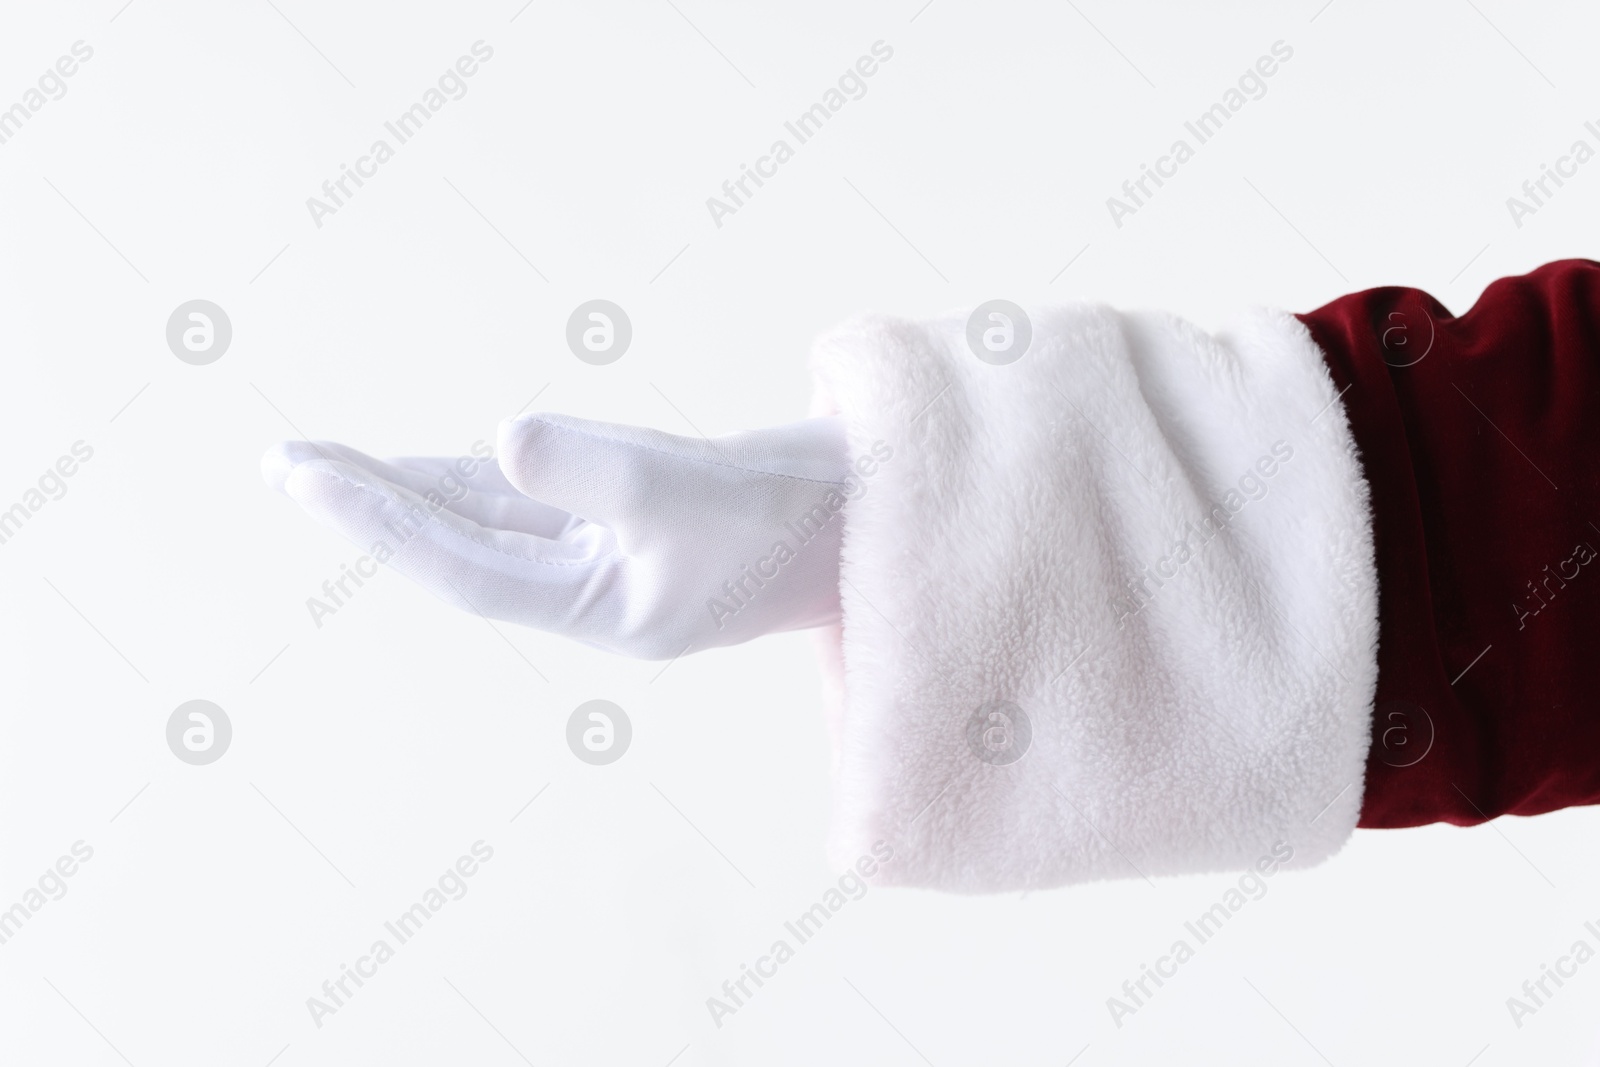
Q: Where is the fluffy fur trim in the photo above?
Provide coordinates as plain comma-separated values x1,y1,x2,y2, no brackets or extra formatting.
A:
810,303,1378,892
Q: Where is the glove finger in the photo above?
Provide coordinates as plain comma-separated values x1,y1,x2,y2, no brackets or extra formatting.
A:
387,455,587,541
273,452,624,635
496,413,697,539
497,413,841,541
265,441,582,540
385,455,520,496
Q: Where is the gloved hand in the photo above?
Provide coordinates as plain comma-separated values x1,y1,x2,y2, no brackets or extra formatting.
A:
261,413,853,659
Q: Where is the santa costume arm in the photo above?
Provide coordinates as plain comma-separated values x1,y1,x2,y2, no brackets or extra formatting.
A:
1302,258,1600,831
263,260,1600,893
814,259,1600,891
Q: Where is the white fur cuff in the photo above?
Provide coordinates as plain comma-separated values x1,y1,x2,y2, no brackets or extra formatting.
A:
810,303,1378,893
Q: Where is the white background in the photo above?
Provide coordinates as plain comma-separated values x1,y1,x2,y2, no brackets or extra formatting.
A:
2,0,1599,1064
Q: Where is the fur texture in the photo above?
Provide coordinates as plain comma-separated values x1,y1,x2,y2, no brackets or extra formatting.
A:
810,303,1378,892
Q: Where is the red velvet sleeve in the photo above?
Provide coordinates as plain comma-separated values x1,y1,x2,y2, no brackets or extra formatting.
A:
1297,259,1600,828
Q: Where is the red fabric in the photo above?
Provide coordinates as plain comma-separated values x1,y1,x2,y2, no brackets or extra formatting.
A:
1297,259,1600,828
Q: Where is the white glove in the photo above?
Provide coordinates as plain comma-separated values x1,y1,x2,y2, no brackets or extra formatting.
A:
262,413,853,658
